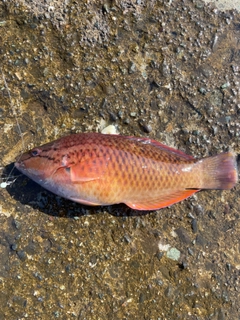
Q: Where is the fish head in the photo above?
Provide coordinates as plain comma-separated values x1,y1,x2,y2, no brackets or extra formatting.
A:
14,140,70,186
14,135,107,203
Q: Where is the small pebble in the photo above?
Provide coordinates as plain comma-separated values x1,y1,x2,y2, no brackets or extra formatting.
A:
191,219,198,233
139,120,152,133
123,234,132,243
188,248,194,256
156,251,164,261
129,62,136,74
109,112,117,121
11,243,18,251
166,248,180,261
101,125,118,135
221,82,230,89
17,250,27,261
139,293,146,303
199,87,206,95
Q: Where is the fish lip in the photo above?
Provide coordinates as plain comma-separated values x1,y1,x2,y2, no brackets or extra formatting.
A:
14,161,25,170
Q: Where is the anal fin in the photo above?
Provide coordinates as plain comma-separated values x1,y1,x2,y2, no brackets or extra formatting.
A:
125,189,198,211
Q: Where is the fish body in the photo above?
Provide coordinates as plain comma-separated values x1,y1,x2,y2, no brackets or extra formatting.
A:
15,133,238,210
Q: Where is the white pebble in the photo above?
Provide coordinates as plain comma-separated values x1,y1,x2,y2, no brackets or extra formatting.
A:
101,125,119,135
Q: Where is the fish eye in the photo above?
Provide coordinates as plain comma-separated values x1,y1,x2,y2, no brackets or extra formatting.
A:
31,148,41,157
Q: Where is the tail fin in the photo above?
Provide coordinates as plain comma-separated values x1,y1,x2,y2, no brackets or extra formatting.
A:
200,152,238,190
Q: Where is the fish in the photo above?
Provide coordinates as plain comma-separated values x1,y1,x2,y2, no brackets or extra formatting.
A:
14,133,238,211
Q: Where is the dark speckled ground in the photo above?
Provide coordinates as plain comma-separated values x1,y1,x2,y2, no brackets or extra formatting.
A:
0,1,239,319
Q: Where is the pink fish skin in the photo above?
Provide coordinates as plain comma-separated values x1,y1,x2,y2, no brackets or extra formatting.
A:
15,133,238,210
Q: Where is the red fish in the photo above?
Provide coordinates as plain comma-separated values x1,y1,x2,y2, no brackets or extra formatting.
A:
15,133,238,210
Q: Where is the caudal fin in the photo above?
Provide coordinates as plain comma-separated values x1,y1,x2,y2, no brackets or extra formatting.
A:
200,152,238,190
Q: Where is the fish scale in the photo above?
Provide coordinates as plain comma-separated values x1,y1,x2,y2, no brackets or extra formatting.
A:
15,133,238,211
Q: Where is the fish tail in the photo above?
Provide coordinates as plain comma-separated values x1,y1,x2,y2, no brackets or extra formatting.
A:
199,152,238,190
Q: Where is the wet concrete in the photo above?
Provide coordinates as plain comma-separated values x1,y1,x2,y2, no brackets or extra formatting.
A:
0,0,239,319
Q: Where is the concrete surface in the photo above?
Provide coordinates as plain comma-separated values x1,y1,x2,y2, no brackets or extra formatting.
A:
0,0,239,319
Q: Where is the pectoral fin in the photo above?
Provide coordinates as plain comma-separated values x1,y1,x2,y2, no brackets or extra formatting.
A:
69,156,110,182
125,189,198,210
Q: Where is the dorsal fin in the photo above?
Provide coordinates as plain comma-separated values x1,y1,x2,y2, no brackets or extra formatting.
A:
126,136,194,160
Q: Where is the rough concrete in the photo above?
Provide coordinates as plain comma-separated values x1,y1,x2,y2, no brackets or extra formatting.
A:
0,0,239,319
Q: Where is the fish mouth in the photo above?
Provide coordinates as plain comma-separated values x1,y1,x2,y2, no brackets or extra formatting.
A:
14,161,43,182
14,161,26,172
